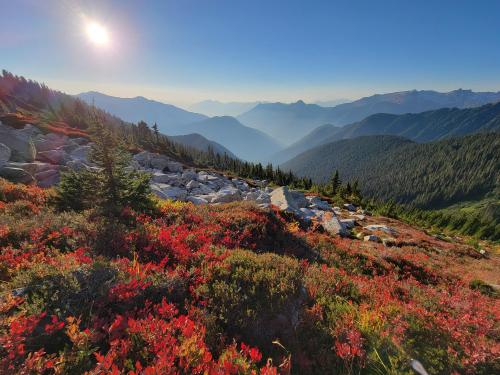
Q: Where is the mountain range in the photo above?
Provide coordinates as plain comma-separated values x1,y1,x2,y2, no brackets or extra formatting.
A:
77,92,282,161
188,100,263,117
273,101,500,164
77,91,207,131
238,89,500,145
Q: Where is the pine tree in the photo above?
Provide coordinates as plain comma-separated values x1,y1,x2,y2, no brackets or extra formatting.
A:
331,170,341,195
56,113,151,216
152,122,160,143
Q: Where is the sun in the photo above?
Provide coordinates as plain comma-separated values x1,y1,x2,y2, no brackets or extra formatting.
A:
86,21,110,46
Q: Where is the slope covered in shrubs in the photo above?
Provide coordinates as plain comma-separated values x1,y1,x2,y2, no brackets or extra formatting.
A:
0,178,498,374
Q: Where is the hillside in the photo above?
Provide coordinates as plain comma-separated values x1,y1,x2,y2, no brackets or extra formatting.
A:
274,102,500,163
77,91,207,133
282,133,500,209
238,89,500,145
181,116,283,162
1,178,499,374
167,133,237,158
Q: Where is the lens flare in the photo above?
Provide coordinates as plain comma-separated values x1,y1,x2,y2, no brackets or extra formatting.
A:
86,21,110,46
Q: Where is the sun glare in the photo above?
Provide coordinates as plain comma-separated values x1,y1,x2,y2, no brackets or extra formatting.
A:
86,21,110,46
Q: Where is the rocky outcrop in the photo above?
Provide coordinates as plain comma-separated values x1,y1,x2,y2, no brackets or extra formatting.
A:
319,211,349,236
212,186,241,203
270,187,298,212
0,123,37,162
34,133,69,152
37,149,71,165
133,151,183,172
0,143,11,167
69,145,91,161
269,186,350,236
0,167,35,184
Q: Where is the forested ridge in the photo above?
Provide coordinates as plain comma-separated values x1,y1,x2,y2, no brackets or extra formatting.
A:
283,133,499,208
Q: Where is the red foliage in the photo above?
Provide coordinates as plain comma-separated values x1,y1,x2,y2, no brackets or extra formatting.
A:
0,195,498,374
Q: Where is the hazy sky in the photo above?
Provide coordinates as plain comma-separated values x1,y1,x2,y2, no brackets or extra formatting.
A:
2,0,500,107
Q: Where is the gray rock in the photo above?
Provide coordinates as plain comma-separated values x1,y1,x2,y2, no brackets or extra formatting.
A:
298,207,315,221
66,160,90,171
256,193,271,204
4,161,55,175
37,149,71,165
71,137,89,145
306,196,331,210
197,171,209,182
151,156,173,170
186,196,208,205
186,180,199,190
364,235,379,242
132,151,151,166
166,161,183,173
340,219,356,229
290,190,308,208
0,143,11,167
150,183,187,201
34,133,68,152
244,191,260,201
270,186,298,213
133,151,180,172
343,203,356,212
150,183,170,200
163,186,187,201
151,172,182,185
190,183,215,195
203,174,226,189
36,169,60,187
232,179,249,191
321,212,349,236
69,145,91,161
212,186,242,203
0,123,37,162
182,170,198,181
197,194,217,203
364,225,397,235
0,167,35,184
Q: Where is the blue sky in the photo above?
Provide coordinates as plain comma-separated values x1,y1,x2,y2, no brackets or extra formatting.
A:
1,0,499,106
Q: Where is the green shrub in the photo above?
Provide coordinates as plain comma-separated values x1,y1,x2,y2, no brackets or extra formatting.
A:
199,249,305,353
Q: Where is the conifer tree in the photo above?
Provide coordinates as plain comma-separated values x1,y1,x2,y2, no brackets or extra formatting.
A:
331,170,341,195
56,113,151,216
152,122,160,143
